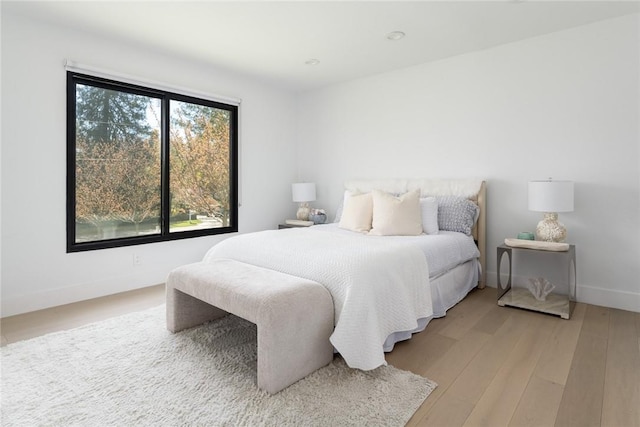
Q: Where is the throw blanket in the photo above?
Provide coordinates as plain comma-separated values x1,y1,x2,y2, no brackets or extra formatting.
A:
203,228,433,370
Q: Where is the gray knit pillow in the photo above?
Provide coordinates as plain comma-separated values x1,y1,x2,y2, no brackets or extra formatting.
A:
436,196,479,235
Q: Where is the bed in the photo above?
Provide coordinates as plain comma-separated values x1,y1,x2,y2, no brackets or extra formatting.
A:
204,180,485,362
167,179,486,392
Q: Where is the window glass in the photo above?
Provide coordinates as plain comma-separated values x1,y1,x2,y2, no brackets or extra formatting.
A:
74,84,162,243
169,100,231,233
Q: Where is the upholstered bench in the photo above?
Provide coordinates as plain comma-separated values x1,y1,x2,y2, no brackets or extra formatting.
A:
166,258,334,394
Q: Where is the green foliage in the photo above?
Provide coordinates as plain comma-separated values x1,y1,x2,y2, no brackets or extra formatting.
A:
76,84,154,146
74,83,232,240
169,100,231,226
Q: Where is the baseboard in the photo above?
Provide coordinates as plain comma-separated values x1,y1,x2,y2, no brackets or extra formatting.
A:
6,272,638,317
577,284,640,313
485,272,640,313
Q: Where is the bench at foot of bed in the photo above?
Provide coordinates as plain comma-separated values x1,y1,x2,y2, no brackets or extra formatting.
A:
166,258,335,394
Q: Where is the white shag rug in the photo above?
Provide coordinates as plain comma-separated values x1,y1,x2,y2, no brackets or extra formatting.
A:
1,305,436,426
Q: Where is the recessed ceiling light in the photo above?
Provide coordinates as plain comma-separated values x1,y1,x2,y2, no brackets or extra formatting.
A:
305,59,320,66
386,31,405,41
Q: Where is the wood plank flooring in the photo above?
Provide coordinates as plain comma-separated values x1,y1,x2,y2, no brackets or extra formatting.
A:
1,285,638,426
388,289,639,427
0,284,166,344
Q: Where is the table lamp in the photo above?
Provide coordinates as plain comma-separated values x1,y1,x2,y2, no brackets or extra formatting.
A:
528,179,574,242
292,183,316,221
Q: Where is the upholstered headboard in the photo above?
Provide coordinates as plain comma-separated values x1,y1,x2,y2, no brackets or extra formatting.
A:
343,179,487,288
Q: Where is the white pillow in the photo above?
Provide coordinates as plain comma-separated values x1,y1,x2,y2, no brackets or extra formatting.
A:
338,192,373,233
420,197,439,235
333,190,355,223
369,190,423,236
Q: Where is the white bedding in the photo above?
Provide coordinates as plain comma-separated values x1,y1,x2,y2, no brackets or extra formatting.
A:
313,223,480,278
203,228,433,371
203,225,481,371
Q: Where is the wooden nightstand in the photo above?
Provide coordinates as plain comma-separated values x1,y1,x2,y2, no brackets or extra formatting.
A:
496,244,576,319
278,223,312,229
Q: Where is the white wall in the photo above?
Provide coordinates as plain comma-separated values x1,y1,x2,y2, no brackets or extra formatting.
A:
1,12,299,316
2,11,638,317
296,15,640,312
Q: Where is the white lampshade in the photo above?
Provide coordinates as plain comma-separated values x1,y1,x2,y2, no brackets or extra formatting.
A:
528,180,574,213
292,183,316,203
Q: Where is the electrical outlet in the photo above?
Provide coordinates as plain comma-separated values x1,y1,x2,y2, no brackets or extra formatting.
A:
133,253,142,266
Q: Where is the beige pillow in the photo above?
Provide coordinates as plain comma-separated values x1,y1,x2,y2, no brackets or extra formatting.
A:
338,192,373,233
369,190,423,236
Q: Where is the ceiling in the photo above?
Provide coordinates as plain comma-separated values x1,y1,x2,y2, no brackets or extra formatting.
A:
4,1,639,92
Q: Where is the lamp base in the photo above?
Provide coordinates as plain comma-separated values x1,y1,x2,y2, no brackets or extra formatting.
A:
536,212,567,243
296,203,310,221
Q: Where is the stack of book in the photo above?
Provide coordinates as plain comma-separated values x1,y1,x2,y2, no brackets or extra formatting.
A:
284,219,314,227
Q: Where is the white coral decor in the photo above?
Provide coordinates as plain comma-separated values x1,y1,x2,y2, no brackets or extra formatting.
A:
527,277,555,301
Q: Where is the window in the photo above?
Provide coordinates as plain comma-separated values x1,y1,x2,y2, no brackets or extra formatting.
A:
67,72,238,252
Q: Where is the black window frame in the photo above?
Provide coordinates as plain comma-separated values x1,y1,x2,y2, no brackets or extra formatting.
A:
66,71,239,252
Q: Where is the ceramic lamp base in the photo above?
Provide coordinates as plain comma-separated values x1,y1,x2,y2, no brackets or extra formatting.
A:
536,212,567,243
296,203,310,221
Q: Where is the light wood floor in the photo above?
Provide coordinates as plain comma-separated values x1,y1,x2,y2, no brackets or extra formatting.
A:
1,285,638,426
389,289,640,427
0,285,166,346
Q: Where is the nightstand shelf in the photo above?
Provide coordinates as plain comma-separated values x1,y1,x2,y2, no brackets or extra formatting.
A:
498,288,570,319
497,244,576,319
278,223,312,229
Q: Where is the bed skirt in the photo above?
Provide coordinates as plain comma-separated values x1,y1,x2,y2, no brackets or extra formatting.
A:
382,258,479,352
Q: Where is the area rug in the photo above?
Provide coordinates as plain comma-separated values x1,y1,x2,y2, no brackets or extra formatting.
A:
1,305,436,426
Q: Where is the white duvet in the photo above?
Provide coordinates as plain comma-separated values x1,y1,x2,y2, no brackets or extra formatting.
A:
312,223,480,278
203,227,433,371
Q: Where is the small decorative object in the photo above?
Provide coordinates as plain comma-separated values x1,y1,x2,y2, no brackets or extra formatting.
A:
528,179,574,242
292,182,316,221
527,277,555,301
517,232,535,240
309,209,327,225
